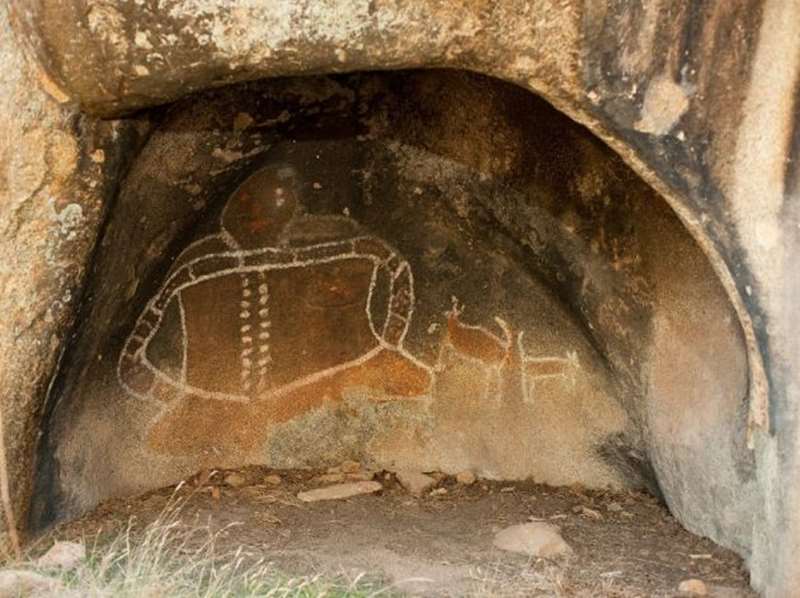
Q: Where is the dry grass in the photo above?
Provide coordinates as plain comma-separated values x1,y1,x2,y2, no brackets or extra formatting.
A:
4,475,718,597
12,488,391,597
465,560,566,597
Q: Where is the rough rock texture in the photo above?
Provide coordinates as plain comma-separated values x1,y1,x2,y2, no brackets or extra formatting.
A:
0,2,798,596
0,0,141,557
40,76,635,517
396,471,438,497
36,541,85,570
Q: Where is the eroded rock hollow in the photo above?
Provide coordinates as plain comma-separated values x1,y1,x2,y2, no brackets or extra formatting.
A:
36,73,751,556
2,2,798,596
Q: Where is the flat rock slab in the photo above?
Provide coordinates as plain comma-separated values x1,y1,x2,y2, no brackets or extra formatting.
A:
297,481,382,502
493,522,572,558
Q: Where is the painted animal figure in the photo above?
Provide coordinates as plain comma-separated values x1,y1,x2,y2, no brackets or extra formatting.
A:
440,300,578,404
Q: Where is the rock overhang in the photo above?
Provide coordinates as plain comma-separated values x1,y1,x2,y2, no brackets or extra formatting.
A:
32,71,753,564
3,2,799,595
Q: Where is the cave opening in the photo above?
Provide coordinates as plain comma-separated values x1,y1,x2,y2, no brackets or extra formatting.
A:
32,70,756,576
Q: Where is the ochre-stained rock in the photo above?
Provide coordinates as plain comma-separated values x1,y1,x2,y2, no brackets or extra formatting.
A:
396,471,438,497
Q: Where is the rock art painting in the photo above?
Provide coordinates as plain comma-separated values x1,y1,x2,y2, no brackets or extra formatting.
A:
438,300,578,405
118,165,578,457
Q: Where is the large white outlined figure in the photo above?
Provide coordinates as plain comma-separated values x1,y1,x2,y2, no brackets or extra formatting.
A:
117,165,433,408
117,164,581,457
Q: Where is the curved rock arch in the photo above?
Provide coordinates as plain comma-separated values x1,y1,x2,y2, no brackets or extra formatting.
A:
9,0,770,437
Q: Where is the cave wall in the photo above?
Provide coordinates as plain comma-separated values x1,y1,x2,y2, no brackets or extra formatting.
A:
31,73,754,567
379,72,758,554
38,73,637,523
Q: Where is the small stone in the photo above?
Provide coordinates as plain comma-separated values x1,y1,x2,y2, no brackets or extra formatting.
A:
493,523,572,558
396,471,437,496
678,579,708,596
606,501,623,512
264,474,282,485
37,541,85,570
340,460,361,474
430,487,448,496
0,570,62,597
211,486,221,500
224,473,246,487
297,481,382,502
455,470,476,485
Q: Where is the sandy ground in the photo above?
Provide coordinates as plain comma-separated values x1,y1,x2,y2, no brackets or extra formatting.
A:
45,465,754,597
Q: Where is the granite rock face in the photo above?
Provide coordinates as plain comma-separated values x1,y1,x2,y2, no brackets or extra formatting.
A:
44,76,643,519
1,2,798,596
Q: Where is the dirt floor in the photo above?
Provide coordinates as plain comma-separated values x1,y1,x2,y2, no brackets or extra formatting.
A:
45,465,755,597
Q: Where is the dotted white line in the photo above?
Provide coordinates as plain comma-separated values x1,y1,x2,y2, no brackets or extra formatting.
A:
254,273,272,392
240,274,254,390
117,230,430,403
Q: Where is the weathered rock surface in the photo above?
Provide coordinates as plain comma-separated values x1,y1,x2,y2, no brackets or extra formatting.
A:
0,2,798,596
313,473,346,485
455,471,476,485
297,481,383,503
223,473,246,488
36,541,85,570
46,80,637,523
339,461,361,474
493,523,572,558
396,471,438,497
